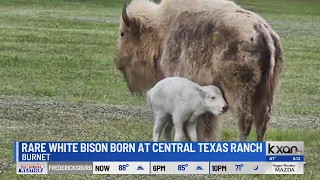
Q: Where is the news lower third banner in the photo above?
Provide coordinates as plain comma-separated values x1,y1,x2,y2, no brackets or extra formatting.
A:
14,141,304,175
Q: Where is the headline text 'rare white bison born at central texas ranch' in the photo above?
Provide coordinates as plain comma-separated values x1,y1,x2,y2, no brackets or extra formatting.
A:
113,0,285,142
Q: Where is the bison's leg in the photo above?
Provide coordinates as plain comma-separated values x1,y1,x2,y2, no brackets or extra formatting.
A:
236,93,255,141
251,68,275,141
256,109,270,141
237,113,254,141
197,113,223,141
153,113,170,142
252,103,271,141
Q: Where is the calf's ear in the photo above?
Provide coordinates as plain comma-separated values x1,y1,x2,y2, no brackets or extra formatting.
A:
122,3,141,37
196,86,207,98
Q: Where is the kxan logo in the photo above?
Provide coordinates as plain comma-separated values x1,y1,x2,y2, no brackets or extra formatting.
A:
18,164,44,173
268,143,303,155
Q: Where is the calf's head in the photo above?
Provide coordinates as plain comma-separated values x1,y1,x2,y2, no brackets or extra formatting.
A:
114,2,163,94
199,85,228,116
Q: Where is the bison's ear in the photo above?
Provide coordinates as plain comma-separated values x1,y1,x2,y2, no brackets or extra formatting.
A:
122,3,141,37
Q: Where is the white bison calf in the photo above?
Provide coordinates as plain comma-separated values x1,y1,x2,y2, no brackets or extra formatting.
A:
147,77,228,142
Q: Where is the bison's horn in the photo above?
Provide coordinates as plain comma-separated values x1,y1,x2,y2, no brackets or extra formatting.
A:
122,3,131,27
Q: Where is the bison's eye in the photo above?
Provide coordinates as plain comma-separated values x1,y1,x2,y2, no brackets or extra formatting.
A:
120,32,124,37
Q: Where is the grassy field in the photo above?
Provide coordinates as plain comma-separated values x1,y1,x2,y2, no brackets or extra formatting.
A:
0,0,319,179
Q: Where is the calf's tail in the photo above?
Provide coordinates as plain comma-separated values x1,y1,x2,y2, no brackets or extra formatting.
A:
146,90,153,110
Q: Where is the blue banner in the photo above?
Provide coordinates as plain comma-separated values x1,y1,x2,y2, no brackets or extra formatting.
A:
15,142,266,162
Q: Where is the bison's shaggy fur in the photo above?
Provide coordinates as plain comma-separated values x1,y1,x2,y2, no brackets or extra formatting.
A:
114,0,285,141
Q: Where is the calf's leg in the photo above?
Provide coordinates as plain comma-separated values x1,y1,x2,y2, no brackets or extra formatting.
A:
186,121,198,142
165,117,192,141
153,113,170,142
163,117,173,141
172,113,185,142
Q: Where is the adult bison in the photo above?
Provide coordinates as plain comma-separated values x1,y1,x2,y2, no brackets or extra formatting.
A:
114,0,284,141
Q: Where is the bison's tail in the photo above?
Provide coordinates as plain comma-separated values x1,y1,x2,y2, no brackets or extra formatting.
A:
260,24,276,85
256,23,285,114
250,22,284,140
